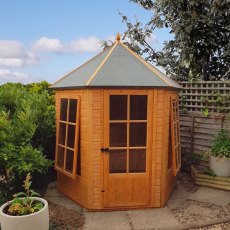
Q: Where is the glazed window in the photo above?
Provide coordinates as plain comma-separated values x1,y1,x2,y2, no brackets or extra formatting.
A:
109,95,148,174
55,98,80,179
168,109,172,170
171,98,181,176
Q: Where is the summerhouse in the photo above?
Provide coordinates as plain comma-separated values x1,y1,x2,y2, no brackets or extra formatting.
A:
50,36,181,210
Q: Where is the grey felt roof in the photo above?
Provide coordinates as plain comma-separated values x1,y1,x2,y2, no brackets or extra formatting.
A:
51,41,181,89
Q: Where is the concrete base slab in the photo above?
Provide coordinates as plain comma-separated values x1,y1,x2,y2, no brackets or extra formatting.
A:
83,211,131,230
186,204,220,218
189,187,230,206
45,182,83,213
166,184,193,210
127,207,183,230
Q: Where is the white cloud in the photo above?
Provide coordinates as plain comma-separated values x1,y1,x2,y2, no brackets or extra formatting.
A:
70,36,101,53
33,37,63,52
24,51,39,65
0,40,38,68
0,69,30,82
32,36,102,54
0,41,23,58
0,58,24,67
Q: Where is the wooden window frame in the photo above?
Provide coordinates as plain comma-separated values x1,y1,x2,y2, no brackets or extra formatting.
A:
171,97,181,176
55,97,80,179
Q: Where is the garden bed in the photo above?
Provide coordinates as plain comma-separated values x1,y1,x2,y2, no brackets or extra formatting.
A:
191,165,230,191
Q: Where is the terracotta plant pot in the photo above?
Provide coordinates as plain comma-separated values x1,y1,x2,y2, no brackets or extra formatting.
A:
0,197,49,230
210,156,230,177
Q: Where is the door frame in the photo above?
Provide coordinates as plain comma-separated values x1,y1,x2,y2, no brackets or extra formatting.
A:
102,89,153,208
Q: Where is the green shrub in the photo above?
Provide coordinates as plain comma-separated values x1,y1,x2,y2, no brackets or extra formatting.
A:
211,130,230,158
0,82,54,200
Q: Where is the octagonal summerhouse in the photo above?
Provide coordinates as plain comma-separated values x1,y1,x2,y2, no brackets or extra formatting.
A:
50,37,182,211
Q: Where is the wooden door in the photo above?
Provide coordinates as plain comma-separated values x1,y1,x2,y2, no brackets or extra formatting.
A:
103,91,152,208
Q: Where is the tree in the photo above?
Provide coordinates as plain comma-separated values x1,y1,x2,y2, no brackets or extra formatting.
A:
115,0,230,81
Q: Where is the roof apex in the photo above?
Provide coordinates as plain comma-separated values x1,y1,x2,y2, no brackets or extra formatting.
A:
51,40,181,89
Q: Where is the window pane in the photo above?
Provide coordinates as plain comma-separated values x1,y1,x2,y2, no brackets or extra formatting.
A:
176,146,181,165
66,149,74,173
60,98,68,121
109,150,127,173
67,124,75,148
168,122,172,169
110,95,127,120
69,99,77,123
174,124,177,144
110,123,127,147
175,147,178,167
129,149,146,173
130,95,147,120
58,122,66,145
130,123,147,147
76,133,81,176
57,146,65,169
177,123,180,143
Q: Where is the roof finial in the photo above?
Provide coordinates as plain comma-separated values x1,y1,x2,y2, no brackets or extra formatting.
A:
116,32,121,42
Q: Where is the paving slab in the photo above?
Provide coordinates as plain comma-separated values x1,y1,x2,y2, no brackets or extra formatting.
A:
186,204,220,218
166,184,193,210
127,207,183,230
46,196,83,212
189,187,230,206
83,211,131,230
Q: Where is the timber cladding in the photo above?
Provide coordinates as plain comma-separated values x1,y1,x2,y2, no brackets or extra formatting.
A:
54,88,180,210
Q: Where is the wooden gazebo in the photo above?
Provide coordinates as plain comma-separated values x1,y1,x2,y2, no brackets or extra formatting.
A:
51,36,181,210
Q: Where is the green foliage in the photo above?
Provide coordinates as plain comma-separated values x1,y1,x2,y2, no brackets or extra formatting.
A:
0,81,54,200
202,108,209,117
211,130,230,158
115,0,230,81
201,93,230,115
7,174,44,216
202,168,216,177
192,151,210,165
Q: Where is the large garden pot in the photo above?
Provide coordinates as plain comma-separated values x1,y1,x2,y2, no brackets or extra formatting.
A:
0,197,49,230
210,156,230,177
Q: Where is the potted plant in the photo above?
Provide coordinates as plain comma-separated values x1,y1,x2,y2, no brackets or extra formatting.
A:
210,130,230,177
0,173,49,230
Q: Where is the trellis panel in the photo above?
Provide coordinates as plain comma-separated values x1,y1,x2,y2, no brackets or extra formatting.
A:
179,81,230,113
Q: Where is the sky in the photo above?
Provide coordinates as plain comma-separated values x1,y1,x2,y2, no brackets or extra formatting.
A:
0,0,172,85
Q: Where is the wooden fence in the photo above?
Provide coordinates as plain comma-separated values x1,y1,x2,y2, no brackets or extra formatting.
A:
179,81,230,168
180,112,230,155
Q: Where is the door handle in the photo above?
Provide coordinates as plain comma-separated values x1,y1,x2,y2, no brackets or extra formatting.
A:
101,147,109,153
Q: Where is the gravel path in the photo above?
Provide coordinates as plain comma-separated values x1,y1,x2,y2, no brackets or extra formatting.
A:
176,172,230,230
49,202,84,230
191,222,230,230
